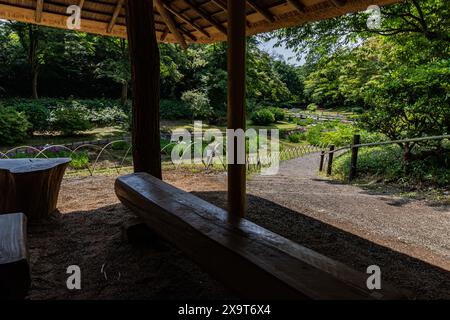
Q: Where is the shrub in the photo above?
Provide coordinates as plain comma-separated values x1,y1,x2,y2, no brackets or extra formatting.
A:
351,107,364,114
307,103,318,112
0,107,31,145
50,103,94,136
288,132,305,143
111,140,131,151
333,145,402,178
13,101,50,133
297,118,314,126
332,145,450,187
181,90,212,120
160,99,192,120
305,124,324,145
251,109,275,126
268,107,286,122
88,107,127,127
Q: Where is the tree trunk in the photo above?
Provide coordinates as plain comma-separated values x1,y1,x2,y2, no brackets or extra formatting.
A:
403,143,412,163
31,65,39,99
120,81,128,106
29,26,39,99
126,0,162,178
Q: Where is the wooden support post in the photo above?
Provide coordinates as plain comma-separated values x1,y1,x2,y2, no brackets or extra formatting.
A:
349,134,361,181
227,0,246,219
327,145,335,176
319,150,325,172
126,0,162,179
35,0,44,23
154,0,188,49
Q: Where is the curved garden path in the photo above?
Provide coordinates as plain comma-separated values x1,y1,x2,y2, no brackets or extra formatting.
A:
248,153,450,272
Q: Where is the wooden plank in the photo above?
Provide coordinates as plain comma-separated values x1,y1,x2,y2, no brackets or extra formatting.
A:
227,0,247,218
247,0,275,23
0,213,31,300
107,0,125,33
329,0,348,7
163,0,211,39
0,1,401,44
126,0,162,178
182,0,227,35
115,173,406,300
155,0,188,49
287,0,306,13
35,0,44,23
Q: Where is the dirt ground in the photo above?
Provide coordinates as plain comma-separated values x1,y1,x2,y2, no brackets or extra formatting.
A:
27,161,450,300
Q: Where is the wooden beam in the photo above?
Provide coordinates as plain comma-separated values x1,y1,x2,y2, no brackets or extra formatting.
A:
107,0,125,33
160,27,169,41
329,0,347,7
183,0,227,35
162,0,210,39
227,0,247,219
155,0,188,49
247,0,275,23
126,0,162,178
35,0,44,23
211,0,252,28
211,0,227,11
287,0,306,13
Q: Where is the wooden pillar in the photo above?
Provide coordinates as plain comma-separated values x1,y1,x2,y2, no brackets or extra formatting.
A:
327,145,335,176
126,0,162,179
349,134,361,181
227,0,246,218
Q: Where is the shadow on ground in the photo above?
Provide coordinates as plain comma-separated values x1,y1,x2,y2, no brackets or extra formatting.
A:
27,192,450,300
27,204,234,300
195,191,450,300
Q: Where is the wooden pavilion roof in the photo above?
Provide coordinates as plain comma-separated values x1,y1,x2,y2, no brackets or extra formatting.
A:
0,0,399,45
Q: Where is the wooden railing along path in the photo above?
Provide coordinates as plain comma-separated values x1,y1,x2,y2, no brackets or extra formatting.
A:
319,134,450,181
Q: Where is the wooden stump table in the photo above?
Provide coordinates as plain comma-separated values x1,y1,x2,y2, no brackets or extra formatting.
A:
0,158,70,221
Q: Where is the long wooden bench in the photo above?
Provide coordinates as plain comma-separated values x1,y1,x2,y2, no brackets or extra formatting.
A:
115,173,406,300
0,212,31,299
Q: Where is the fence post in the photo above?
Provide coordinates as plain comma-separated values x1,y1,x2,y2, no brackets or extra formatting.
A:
349,134,361,181
327,145,335,176
319,150,325,172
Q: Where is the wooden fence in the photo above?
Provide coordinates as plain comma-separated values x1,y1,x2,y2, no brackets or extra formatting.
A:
319,134,450,181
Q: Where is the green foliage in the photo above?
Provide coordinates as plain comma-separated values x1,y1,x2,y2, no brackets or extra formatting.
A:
333,145,450,187
307,104,318,112
160,99,192,120
111,140,130,151
305,125,324,145
0,106,31,145
251,109,276,126
181,89,212,120
9,100,50,133
87,106,127,127
268,107,286,122
288,132,305,143
49,102,94,136
296,118,314,126
351,107,364,114
361,58,450,158
305,123,386,147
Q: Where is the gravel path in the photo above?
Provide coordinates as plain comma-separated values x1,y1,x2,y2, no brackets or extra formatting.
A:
248,153,450,272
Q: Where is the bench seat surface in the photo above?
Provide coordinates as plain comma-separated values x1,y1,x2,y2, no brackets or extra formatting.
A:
115,173,405,300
